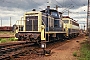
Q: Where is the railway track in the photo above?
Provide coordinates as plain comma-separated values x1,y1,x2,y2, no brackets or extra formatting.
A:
45,35,83,53
0,36,83,60
47,40,68,50
0,41,37,60
0,34,14,38
47,35,84,51
0,40,64,60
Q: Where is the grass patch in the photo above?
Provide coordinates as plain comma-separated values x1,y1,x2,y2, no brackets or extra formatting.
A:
73,51,77,57
0,38,18,43
0,39,7,43
79,41,90,60
8,38,18,41
0,38,1,41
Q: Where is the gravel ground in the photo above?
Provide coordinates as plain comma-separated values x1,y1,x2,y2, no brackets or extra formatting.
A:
15,35,85,60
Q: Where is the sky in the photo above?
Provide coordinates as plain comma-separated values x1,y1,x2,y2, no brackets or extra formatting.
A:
0,0,88,29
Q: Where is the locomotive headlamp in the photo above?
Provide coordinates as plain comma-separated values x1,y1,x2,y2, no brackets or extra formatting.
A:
41,25,45,29
41,43,46,48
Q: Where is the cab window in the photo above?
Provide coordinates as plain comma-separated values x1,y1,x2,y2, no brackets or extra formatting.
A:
51,12,58,16
63,20,69,23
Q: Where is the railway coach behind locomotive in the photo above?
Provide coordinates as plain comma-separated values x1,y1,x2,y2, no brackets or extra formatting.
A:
15,6,66,48
62,16,80,39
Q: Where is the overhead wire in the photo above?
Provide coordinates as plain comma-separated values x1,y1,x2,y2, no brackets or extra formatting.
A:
30,0,54,11
70,0,87,16
70,0,87,29
70,0,79,6
62,4,74,13
31,0,41,6
70,0,86,10
54,0,63,8
70,0,86,6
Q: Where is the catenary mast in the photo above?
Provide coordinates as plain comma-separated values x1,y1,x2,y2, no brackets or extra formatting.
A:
87,0,90,37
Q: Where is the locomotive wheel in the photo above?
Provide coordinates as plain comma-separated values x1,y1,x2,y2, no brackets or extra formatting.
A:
21,37,24,41
60,38,64,42
18,36,24,41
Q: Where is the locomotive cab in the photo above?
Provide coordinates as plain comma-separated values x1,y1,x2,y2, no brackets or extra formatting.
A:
41,6,63,31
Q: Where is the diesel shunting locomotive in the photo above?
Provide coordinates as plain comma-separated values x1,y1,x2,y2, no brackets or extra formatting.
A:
14,6,79,48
